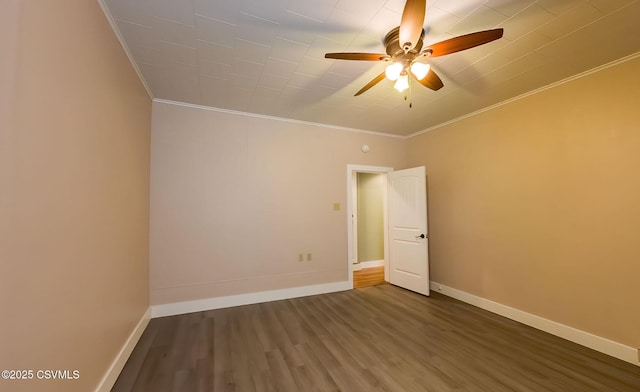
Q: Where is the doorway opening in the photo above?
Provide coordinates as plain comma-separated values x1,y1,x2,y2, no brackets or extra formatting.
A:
347,165,393,289
348,165,430,294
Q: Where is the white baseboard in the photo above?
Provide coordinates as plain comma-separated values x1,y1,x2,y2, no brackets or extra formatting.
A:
430,281,639,367
151,281,351,318
353,260,385,271
95,308,151,392
359,260,385,269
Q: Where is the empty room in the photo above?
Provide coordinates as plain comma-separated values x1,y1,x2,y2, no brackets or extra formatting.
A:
2,0,640,391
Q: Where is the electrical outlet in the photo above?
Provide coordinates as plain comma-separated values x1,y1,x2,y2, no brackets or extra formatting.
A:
307,253,312,261
298,253,304,262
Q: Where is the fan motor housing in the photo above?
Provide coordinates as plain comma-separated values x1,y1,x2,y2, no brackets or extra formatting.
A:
384,26,425,58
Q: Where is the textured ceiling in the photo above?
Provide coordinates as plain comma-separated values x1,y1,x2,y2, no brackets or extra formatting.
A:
102,0,640,136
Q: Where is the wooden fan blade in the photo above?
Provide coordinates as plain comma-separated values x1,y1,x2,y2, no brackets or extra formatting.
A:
415,68,443,91
428,28,503,58
355,72,387,96
399,0,426,51
325,53,389,61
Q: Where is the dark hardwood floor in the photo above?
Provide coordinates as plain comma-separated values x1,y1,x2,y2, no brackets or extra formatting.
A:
112,284,640,391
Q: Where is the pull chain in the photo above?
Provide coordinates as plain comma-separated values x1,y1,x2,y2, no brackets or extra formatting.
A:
407,75,413,108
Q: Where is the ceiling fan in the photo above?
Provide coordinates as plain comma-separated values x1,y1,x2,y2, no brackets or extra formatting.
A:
324,0,504,96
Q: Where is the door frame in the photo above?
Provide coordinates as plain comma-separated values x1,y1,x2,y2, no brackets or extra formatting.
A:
346,164,393,288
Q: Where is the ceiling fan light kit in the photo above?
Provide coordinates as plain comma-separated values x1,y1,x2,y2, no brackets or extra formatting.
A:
385,62,404,81
385,61,430,83
394,72,410,92
410,62,431,80
324,0,504,98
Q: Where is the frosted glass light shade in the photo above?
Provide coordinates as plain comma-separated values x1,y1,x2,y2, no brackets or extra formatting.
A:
410,62,431,80
394,73,409,92
385,62,403,81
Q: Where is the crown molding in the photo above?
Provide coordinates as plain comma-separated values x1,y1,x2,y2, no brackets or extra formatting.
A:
408,51,640,139
97,0,154,100
153,98,407,139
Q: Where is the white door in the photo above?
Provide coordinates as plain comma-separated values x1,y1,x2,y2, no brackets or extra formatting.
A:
388,166,429,295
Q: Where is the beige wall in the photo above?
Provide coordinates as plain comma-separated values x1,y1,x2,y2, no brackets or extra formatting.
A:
0,1,151,391
150,102,407,304
408,56,640,348
357,173,385,262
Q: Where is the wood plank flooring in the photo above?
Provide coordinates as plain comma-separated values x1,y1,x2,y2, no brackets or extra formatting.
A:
112,284,640,391
353,266,385,288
